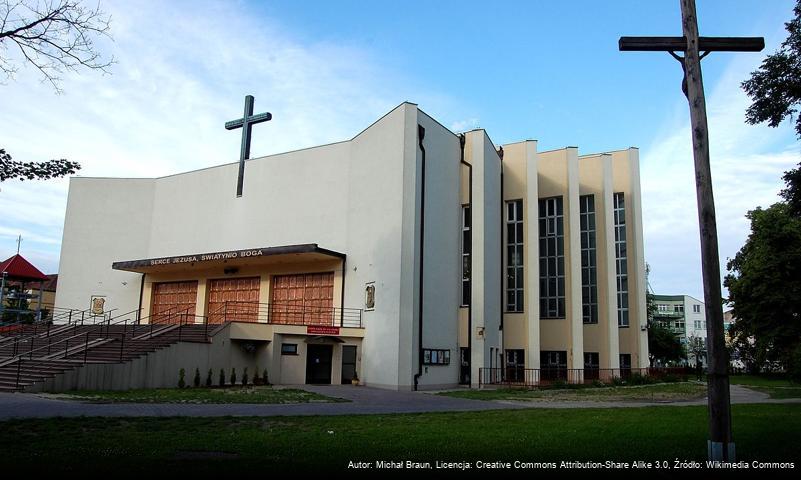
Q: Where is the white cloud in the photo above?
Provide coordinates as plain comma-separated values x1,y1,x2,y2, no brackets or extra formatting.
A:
642,52,798,299
0,0,449,272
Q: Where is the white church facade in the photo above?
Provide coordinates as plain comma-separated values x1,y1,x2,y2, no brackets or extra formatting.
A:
55,102,649,390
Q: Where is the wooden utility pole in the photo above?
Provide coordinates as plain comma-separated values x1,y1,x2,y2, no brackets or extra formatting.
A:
619,0,764,461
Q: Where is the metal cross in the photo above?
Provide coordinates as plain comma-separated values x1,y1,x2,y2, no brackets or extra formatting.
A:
225,95,272,197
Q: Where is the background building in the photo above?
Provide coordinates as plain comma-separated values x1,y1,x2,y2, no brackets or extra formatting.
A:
652,294,707,366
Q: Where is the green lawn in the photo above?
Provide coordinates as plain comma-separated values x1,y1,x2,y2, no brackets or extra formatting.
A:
730,375,801,399
44,386,345,404
0,404,798,472
439,382,707,402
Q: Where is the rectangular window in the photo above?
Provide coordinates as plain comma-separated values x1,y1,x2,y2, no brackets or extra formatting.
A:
674,304,684,313
541,350,567,381
505,349,525,382
658,304,668,312
614,192,629,327
461,205,471,306
281,343,298,355
539,197,564,318
619,353,632,369
505,200,524,312
693,304,701,313
580,195,598,324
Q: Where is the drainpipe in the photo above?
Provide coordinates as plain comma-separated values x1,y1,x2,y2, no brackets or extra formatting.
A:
137,273,146,324
414,125,426,391
459,134,472,385
498,146,504,333
340,257,346,327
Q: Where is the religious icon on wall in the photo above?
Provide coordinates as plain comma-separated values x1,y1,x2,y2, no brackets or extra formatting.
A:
365,283,375,310
90,296,106,315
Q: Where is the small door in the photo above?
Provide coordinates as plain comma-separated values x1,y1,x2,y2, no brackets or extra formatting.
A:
340,345,357,385
459,347,470,385
207,277,260,324
306,344,333,384
505,349,525,382
151,281,198,324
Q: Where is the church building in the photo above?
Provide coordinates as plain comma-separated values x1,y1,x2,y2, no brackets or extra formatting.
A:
55,102,649,390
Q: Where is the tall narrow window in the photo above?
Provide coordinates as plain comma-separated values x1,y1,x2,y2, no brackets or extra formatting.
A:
539,196,564,318
580,194,597,324
505,200,524,312
614,192,629,327
461,205,471,306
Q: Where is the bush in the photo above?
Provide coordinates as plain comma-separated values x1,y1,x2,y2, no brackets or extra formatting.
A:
253,368,261,386
230,368,237,386
610,376,626,386
661,374,680,383
178,368,186,389
263,369,269,386
206,369,213,387
788,345,801,384
627,373,654,385
242,367,249,386
193,368,201,388
218,369,226,387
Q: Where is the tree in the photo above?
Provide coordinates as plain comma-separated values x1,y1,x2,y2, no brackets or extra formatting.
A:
742,0,801,216
1,0,112,182
648,322,685,366
724,203,801,375
0,0,113,92
686,334,707,367
0,148,80,182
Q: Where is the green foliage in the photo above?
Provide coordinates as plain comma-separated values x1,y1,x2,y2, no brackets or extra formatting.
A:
263,369,269,386
725,203,801,376
206,369,213,387
178,368,186,389
0,149,81,182
742,1,801,139
242,367,249,386
230,368,237,386
252,368,260,386
218,369,225,387
648,322,685,365
193,368,200,388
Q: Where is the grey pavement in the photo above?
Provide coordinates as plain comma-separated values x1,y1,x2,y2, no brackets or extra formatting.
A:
0,384,798,420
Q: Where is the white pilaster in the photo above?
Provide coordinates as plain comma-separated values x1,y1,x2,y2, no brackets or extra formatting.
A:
567,148,584,371
602,155,620,369
525,141,540,369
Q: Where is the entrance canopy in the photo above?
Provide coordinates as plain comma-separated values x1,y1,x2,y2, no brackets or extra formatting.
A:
112,243,346,274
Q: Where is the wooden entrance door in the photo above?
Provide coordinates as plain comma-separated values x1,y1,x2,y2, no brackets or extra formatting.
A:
270,272,334,325
207,277,261,324
151,281,198,324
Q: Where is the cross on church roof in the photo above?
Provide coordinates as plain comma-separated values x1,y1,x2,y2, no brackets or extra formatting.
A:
225,95,272,197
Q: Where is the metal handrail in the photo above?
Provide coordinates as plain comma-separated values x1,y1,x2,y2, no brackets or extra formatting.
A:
478,367,693,388
214,300,363,328
3,307,143,365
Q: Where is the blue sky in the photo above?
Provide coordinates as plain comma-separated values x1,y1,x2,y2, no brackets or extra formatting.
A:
0,0,798,300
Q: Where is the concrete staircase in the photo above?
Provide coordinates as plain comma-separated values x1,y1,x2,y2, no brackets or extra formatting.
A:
0,324,213,392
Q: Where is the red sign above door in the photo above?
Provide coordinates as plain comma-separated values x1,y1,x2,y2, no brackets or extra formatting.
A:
307,326,340,335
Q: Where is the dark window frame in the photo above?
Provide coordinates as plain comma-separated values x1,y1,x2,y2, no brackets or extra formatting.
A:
505,199,525,313
614,192,629,327
280,343,298,355
580,194,598,324
461,205,471,307
539,196,565,319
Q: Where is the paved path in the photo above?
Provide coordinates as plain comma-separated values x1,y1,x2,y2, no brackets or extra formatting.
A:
0,384,797,420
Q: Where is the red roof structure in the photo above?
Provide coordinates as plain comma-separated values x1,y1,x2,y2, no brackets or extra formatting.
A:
0,254,49,282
